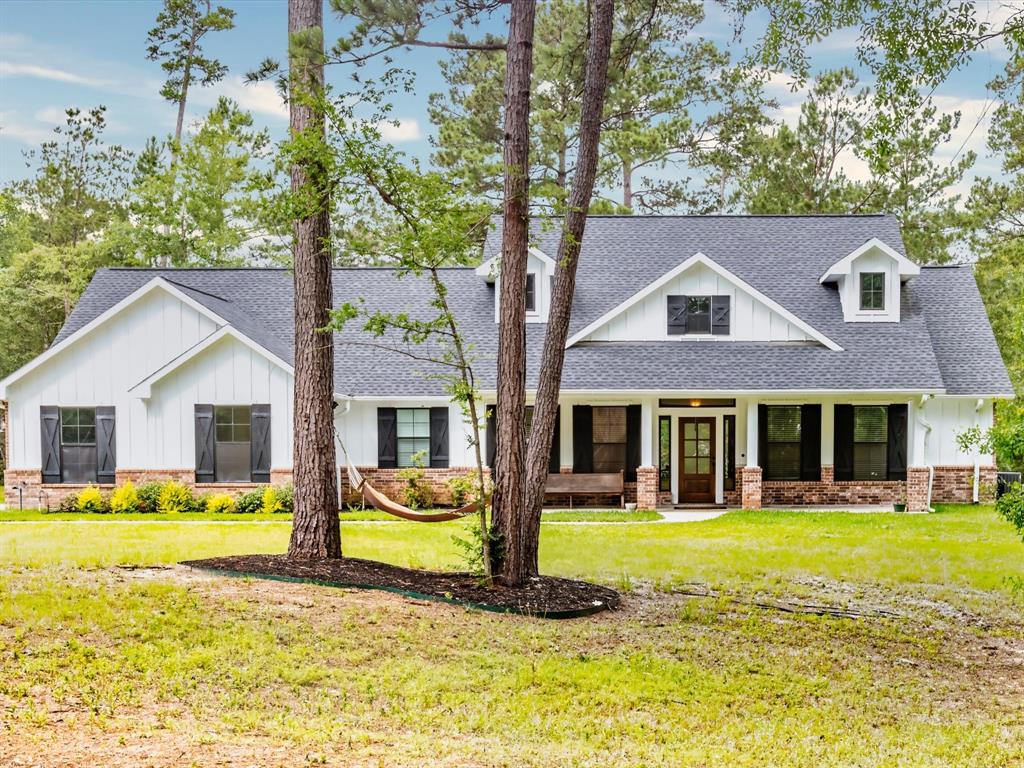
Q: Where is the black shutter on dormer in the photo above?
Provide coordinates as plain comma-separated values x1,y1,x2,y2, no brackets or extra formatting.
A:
667,295,689,335
711,296,731,336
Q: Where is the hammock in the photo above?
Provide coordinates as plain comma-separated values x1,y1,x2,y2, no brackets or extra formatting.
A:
335,427,484,523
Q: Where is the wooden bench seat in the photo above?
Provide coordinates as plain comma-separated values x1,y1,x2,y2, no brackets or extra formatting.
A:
544,471,625,508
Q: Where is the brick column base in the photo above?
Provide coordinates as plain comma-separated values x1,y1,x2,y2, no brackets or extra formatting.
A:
906,467,931,513
635,466,658,510
740,466,762,510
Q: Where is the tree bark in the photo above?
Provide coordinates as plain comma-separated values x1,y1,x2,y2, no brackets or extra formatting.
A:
490,0,536,585
519,0,616,578
622,155,632,210
287,0,341,559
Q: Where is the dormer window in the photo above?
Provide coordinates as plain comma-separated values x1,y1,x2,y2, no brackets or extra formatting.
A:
860,273,885,311
525,273,537,313
667,295,730,336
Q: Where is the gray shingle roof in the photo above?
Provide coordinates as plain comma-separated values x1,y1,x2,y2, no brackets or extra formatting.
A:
53,215,1014,397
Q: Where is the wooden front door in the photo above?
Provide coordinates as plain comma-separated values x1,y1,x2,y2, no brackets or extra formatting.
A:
679,417,715,504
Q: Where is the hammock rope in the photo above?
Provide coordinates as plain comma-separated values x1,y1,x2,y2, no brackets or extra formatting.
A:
334,426,483,523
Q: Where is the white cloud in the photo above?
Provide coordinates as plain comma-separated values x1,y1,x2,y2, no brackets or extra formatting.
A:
0,60,104,87
0,111,51,144
33,106,68,124
378,118,422,142
202,76,288,119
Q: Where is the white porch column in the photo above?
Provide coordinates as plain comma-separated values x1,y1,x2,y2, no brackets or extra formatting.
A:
640,398,654,467
909,396,928,467
559,403,573,470
746,398,759,467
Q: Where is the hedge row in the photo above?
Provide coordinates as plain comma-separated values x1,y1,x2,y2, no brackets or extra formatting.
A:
58,480,294,515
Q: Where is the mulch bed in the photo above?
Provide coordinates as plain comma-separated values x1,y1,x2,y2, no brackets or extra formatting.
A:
180,554,620,619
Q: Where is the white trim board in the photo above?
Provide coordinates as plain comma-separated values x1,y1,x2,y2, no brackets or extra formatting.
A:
564,252,843,351
819,238,920,284
0,277,229,399
475,246,556,282
129,325,294,399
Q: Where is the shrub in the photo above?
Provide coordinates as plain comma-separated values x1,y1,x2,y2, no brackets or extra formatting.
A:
237,488,264,514
205,493,237,514
157,481,195,514
397,452,434,510
58,493,79,513
274,484,294,514
76,484,108,514
996,483,1024,541
261,486,282,514
136,482,163,513
447,472,478,507
110,481,141,514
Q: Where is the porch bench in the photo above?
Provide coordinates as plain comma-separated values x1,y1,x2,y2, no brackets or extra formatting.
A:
544,471,625,509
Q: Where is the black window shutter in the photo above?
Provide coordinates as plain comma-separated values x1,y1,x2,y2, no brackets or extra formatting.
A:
625,404,642,482
250,404,271,483
833,404,854,481
757,404,767,473
667,295,689,335
429,407,450,468
549,406,560,474
800,404,821,481
711,295,731,336
377,407,398,468
485,405,496,469
572,405,593,473
194,404,215,483
887,404,908,480
40,406,61,484
96,406,116,484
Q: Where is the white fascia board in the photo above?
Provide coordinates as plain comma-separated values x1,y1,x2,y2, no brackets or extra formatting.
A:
819,238,920,284
0,277,228,398
475,246,556,282
130,325,294,399
565,252,843,351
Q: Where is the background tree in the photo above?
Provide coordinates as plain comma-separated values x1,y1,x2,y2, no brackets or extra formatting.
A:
428,0,763,213
147,0,236,147
14,107,133,252
736,69,972,263
109,98,281,267
286,0,342,559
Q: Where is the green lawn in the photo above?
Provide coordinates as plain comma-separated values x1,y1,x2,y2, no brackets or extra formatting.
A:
1,505,1022,766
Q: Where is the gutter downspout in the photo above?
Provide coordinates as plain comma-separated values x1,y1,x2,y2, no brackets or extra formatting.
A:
918,394,935,513
973,398,985,503
333,396,353,509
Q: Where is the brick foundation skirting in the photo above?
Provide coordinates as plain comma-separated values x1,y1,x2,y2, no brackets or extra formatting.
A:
636,466,658,511
740,466,762,509
340,466,487,508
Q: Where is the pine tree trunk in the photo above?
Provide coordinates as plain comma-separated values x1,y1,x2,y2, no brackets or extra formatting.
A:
622,155,632,210
520,0,616,577
490,0,536,585
287,0,341,560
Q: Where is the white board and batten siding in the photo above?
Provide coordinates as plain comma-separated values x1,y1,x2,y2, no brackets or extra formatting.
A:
582,261,813,343
6,287,294,471
336,399,477,467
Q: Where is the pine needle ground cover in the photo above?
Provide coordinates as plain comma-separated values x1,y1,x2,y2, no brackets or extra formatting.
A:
1,506,1022,767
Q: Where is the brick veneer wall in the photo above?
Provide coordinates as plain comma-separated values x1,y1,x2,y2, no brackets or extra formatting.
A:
340,466,485,507
906,467,930,513
761,465,905,506
740,466,762,509
635,466,658,511
930,465,997,503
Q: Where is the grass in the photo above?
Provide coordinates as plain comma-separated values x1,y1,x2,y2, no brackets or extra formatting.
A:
1,505,1019,594
1,504,1022,766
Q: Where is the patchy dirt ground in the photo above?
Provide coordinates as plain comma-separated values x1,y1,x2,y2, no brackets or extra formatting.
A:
2,566,1023,767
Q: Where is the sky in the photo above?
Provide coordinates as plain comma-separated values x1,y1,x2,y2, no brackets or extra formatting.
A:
0,0,1018,200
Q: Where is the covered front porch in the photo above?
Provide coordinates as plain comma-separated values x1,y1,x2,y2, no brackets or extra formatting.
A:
543,392,958,513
